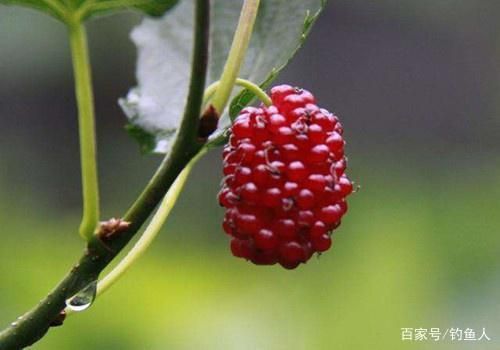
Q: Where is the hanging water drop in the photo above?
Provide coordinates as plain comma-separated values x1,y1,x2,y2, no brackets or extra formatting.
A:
65,281,97,312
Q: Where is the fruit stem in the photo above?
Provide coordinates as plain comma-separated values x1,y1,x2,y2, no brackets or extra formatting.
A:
209,0,260,114
68,18,100,241
204,78,272,107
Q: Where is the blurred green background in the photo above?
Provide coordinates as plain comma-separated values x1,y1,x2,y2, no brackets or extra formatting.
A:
1,0,500,349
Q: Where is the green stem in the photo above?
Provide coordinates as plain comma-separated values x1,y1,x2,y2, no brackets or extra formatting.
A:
68,19,100,241
210,0,260,114
0,1,209,348
122,0,209,229
204,78,271,107
92,148,207,301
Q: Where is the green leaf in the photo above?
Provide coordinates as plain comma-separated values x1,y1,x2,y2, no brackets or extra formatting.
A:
0,0,66,20
79,0,180,20
124,124,157,154
134,0,178,17
121,0,328,153
0,0,179,22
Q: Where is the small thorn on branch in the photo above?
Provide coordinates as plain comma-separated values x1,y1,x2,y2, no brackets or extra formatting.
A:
198,104,220,140
96,218,131,241
49,310,66,328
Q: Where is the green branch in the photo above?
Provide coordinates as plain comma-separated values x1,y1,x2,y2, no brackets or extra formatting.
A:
0,0,210,348
68,19,101,240
94,147,208,300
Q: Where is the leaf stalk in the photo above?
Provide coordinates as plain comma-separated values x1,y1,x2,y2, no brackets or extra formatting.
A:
210,0,260,114
68,19,101,241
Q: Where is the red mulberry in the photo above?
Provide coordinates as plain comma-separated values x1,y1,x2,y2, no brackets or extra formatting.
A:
219,85,353,269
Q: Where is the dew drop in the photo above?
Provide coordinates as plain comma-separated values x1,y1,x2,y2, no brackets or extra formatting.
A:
65,281,97,312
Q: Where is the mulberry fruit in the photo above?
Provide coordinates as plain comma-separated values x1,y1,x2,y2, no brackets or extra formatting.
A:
219,84,352,269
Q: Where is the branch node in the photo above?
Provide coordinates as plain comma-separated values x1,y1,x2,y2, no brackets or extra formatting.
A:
198,104,220,140
96,218,131,241
49,310,66,328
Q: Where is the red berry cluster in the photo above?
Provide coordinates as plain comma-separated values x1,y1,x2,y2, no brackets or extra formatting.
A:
218,85,353,269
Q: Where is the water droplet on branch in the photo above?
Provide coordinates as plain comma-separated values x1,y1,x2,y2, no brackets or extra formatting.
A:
65,281,97,312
